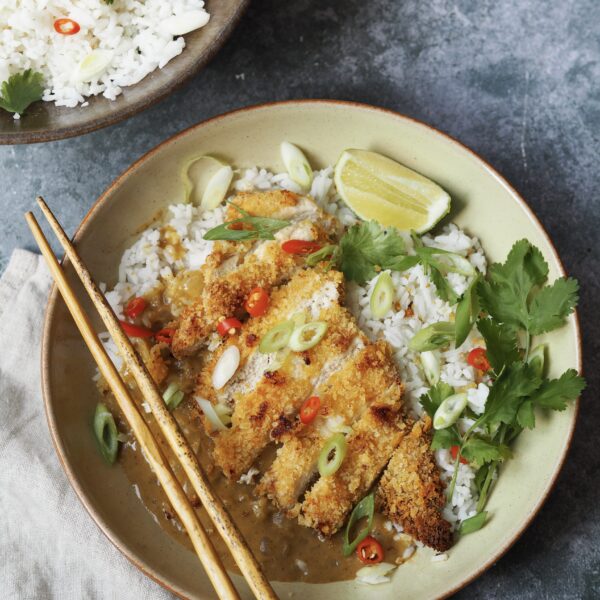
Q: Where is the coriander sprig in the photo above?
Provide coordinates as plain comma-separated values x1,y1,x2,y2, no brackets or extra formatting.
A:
0,69,44,115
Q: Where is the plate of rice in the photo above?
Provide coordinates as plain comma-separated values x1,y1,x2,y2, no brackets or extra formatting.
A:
0,0,248,144
41,100,583,599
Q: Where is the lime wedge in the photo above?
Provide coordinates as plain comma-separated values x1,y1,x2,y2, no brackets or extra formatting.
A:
334,149,451,233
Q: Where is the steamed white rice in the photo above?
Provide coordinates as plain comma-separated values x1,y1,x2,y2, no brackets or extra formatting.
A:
0,0,209,112
103,165,490,542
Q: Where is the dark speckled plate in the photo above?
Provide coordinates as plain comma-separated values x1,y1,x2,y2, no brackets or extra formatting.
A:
0,0,248,145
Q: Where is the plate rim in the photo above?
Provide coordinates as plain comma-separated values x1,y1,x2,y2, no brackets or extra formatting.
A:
0,0,250,146
40,98,583,600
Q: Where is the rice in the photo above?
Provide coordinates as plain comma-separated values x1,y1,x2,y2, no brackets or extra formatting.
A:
0,0,209,113
103,164,490,544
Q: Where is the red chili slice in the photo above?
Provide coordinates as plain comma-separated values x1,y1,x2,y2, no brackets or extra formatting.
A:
467,347,491,372
281,240,322,255
450,445,469,465
155,328,176,345
119,320,153,338
244,287,269,317
124,296,147,320
54,18,80,35
299,396,321,425
356,536,384,565
217,317,243,337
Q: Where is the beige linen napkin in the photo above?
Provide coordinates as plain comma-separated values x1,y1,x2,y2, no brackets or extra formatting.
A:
0,250,172,600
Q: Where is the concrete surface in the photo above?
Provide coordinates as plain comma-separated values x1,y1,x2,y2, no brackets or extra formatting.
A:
1,1,598,598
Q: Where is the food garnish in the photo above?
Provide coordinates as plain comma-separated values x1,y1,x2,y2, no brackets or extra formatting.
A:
124,296,147,320
288,321,328,351
408,321,455,352
369,271,394,318
334,149,451,233
197,397,229,432
119,320,153,338
162,382,184,411
280,141,313,189
420,350,441,385
419,240,585,532
202,164,233,210
299,396,321,425
318,433,348,477
450,445,469,465
281,239,322,255
458,511,487,535
93,402,119,464
217,317,243,337
155,327,175,345
356,536,385,565
203,202,291,241
0,69,44,116
211,345,240,390
54,18,81,35
343,493,375,556
74,50,112,82
244,287,269,317
259,320,295,354
433,393,468,430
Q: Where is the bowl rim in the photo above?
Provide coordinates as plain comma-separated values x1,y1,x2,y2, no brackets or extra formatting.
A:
41,98,583,600
0,0,249,146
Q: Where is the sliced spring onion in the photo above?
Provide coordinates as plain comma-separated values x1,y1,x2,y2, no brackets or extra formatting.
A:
74,50,112,82
196,397,228,432
214,403,233,426
527,343,546,378
343,493,375,556
93,403,119,464
433,392,468,430
267,346,291,372
355,562,397,585
432,252,476,277
291,311,307,329
162,10,210,35
420,350,441,385
318,433,348,477
409,321,455,352
289,321,328,352
163,382,184,411
201,164,233,210
259,320,295,354
280,141,313,188
458,510,488,535
212,345,240,389
370,272,394,319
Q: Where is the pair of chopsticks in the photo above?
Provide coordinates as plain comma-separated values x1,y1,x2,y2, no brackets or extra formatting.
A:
26,198,277,600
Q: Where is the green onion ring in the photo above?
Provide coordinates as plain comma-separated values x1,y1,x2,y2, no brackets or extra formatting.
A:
370,271,394,319
163,382,185,411
343,493,375,556
289,321,328,352
318,432,348,477
93,403,119,464
259,320,295,354
408,321,455,352
433,392,468,430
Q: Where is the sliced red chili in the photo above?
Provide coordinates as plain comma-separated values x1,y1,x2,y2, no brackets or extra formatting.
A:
299,396,321,425
281,239,322,255
450,445,469,465
217,317,243,337
119,320,153,339
244,287,269,317
124,296,147,320
54,18,80,35
155,328,176,345
467,347,491,372
356,536,384,565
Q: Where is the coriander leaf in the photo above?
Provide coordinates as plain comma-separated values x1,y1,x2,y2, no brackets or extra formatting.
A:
474,464,490,494
455,275,480,347
516,400,535,429
387,254,420,271
462,436,512,465
530,369,585,411
431,426,461,450
339,221,405,284
419,382,454,418
480,362,541,427
476,318,520,373
428,264,459,304
459,511,487,535
528,277,579,334
0,69,44,115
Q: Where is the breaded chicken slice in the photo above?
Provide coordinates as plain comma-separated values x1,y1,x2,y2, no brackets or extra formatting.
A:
172,190,339,358
297,399,406,536
256,340,400,512
377,417,453,552
195,269,362,479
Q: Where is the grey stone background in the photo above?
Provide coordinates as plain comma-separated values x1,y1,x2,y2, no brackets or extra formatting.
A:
1,0,598,598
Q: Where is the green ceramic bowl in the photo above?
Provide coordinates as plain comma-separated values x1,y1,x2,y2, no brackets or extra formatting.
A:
42,100,582,599
0,0,248,145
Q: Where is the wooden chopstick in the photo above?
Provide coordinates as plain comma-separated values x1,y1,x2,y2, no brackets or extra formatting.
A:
35,197,278,600
26,212,240,600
